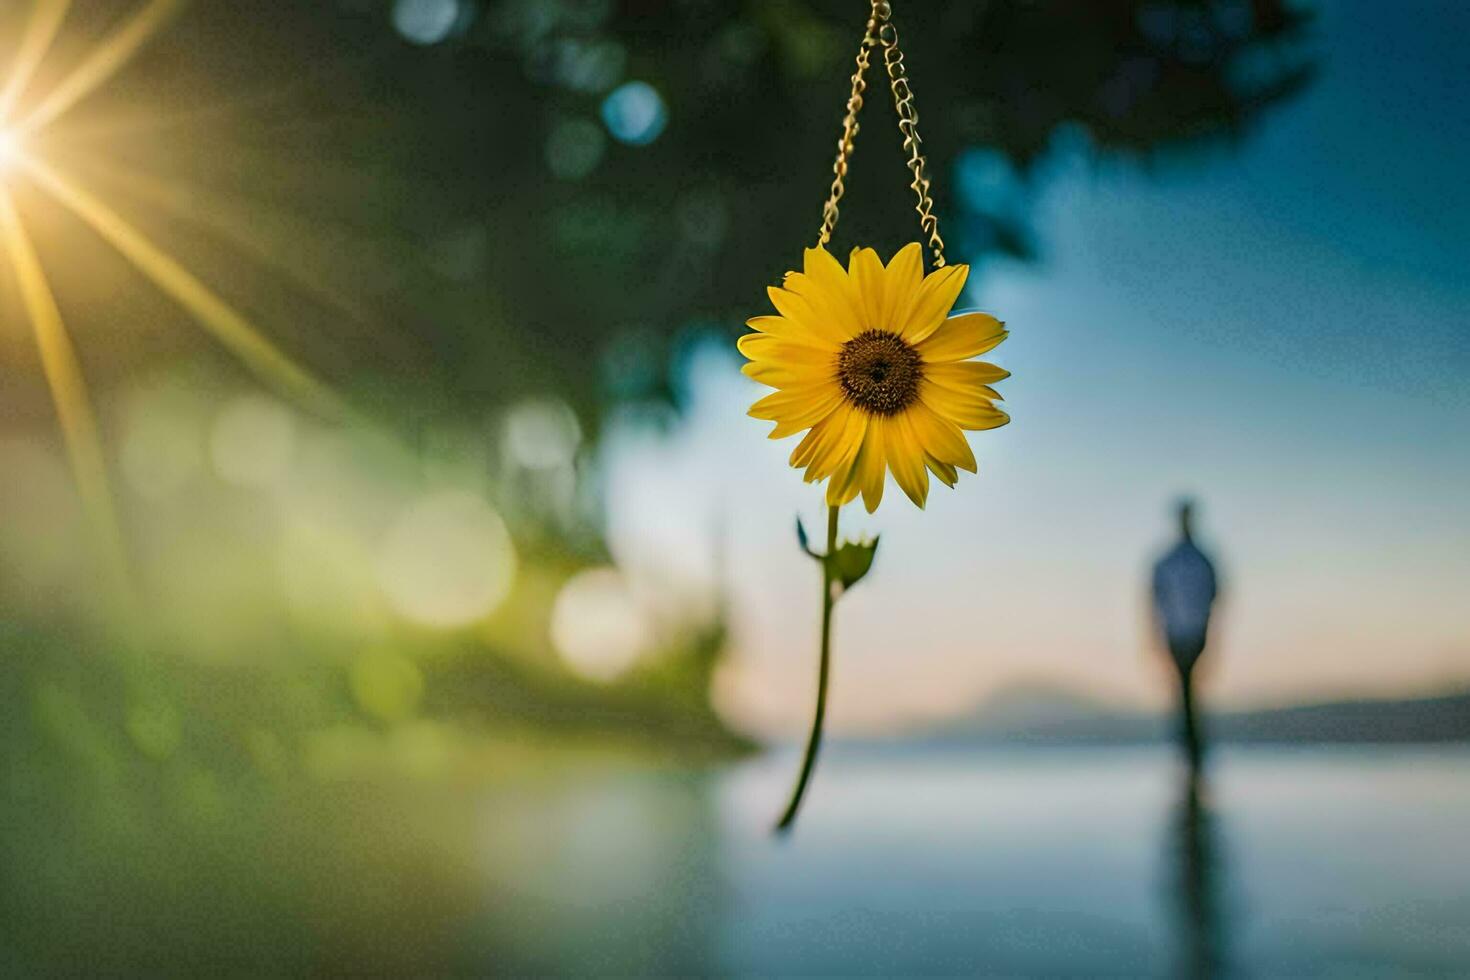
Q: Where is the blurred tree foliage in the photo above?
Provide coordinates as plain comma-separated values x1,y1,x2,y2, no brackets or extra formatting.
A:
30,0,1314,433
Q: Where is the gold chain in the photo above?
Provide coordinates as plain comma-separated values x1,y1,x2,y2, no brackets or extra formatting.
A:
815,15,876,255
814,1,946,268
877,8,946,267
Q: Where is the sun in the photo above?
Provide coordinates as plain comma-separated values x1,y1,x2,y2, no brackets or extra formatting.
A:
0,0,347,603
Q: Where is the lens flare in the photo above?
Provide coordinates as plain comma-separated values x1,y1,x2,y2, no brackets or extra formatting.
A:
0,129,21,172
0,0,352,607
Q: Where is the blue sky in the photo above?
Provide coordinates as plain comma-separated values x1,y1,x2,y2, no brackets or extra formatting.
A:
607,0,1470,735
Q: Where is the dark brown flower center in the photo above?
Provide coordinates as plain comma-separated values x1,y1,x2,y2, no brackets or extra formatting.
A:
837,329,923,415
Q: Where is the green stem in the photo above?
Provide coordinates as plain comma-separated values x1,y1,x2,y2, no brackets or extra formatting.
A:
775,503,840,833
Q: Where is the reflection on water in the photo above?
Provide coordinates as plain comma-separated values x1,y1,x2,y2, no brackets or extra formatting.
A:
475,746,1470,976
7,744,1466,973
1170,770,1224,979
471,768,726,975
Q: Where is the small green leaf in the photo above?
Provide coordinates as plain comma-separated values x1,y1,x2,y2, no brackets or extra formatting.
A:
829,535,880,591
795,516,820,559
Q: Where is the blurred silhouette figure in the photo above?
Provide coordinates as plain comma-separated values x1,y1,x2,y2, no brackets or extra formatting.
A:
1168,770,1225,979
1152,499,1220,769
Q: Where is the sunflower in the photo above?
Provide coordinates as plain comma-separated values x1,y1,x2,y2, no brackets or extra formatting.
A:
740,243,1009,511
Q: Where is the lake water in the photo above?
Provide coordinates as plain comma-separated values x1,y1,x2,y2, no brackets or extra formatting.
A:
477,744,1470,976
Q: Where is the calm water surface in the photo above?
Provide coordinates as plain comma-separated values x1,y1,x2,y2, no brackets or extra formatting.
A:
479,745,1470,976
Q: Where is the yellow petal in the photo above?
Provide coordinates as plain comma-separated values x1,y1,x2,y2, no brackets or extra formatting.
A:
924,453,959,488
853,419,887,513
923,360,1010,399
750,383,833,421
924,360,1009,384
901,264,969,343
767,385,845,439
790,404,858,477
770,416,831,440
887,412,930,508
825,448,863,507
917,312,1007,362
741,359,831,388
802,247,864,336
806,409,867,483
766,285,848,346
907,399,977,473
745,314,828,345
789,410,837,469
848,247,886,330
881,243,924,332
782,271,858,345
737,332,839,365
922,384,1011,431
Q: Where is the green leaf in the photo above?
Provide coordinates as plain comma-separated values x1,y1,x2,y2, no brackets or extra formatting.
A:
829,536,879,591
795,516,820,559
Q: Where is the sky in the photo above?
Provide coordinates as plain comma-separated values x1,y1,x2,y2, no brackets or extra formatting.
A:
604,0,1470,737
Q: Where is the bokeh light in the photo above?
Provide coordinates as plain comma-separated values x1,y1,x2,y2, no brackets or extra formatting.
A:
349,648,425,723
210,394,295,490
375,490,517,628
550,567,654,682
120,383,206,501
552,38,626,93
281,429,419,538
391,0,467,46
386,720,454,779
600,81,667,146
545,117,606,181
503,397,581,470
276,521,388,640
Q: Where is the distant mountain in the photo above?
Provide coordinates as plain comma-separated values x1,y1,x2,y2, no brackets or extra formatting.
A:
1214,693,1470,744
915,687,1470,746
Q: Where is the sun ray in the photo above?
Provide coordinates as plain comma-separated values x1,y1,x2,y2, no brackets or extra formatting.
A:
20,155,349,420
82,157,379,330
0,182,131,601
34,46,389,148
16,0,186,138
0,0,72,123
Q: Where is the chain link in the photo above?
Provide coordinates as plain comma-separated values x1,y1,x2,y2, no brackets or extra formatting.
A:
814,1,946,268
814,13,877,254
877,9,946,267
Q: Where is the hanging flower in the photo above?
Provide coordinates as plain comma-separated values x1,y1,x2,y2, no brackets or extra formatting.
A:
740,243,1009,511
744,0,1011,835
